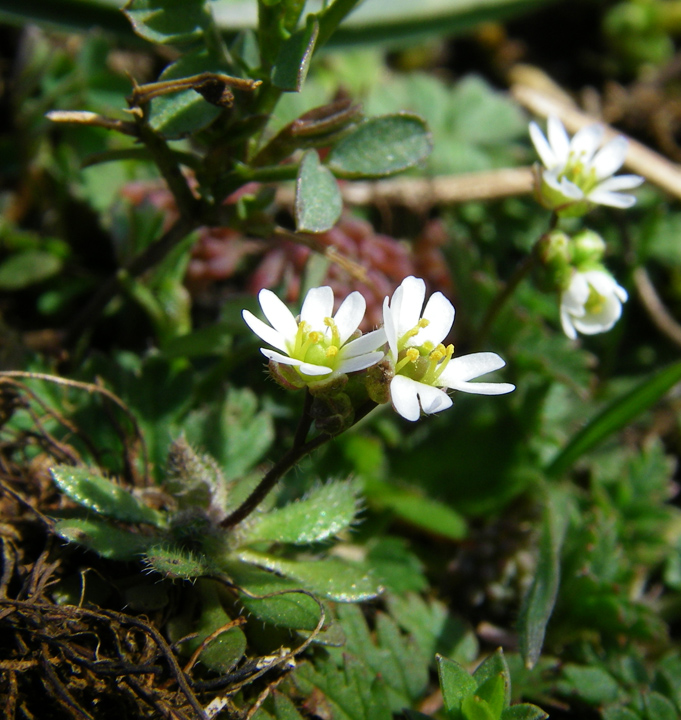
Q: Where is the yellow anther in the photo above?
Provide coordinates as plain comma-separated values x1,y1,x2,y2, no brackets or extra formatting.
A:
308,331,323,343
326,346,339,358
395,347,420,374
418,318,430,328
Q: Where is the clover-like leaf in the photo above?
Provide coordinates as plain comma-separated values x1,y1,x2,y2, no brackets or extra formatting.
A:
51,465,166,527
327,113,431,178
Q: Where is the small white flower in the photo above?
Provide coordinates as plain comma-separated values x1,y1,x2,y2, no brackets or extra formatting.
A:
383,276,515,422
243,286,386,381
560,268,628,339
529,116,643,215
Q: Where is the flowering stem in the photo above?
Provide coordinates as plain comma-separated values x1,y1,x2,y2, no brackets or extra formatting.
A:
220,398,377,529
473,213,558,347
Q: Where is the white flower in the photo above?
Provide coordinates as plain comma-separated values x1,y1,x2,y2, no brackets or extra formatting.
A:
243,286,385,381
560,268,628,339
529,116,643,215
382,276,515,422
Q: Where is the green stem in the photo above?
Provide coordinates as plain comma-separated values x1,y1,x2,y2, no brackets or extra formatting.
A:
220,398,377,528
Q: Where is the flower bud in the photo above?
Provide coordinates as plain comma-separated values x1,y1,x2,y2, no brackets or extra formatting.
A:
571,229,606,267
535,230,573,291
310,392,354,435
365,359,393,405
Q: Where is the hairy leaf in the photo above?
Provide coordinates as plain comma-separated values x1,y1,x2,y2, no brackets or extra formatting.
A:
295,149,343,232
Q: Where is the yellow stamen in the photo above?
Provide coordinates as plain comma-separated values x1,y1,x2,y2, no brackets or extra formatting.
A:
326,346,339,358
395,347,419,374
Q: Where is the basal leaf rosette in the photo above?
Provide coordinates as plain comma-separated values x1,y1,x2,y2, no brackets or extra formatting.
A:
243,286,386,389
381,276,515,421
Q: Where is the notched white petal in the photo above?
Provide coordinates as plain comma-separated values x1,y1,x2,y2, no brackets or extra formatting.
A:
333,291,366,345
258,290,298,340
416,292,455,346
338,351,384,374
243,310,289,353
342,328,387,358
390,375,421,422
301,286,334,328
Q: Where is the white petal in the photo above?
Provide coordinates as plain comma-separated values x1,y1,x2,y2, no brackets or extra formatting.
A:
298,362,333,376
547,116,571,166
592,136,627,179
243,310,289,353
587,189,637,208
418,384,453,414
570,124,603,163
412,292,455,347
394,276,425,335
592,174,643,192
333,291,365,345
258,290,298,341
440,352,506,384
544,171,584,200
560,309,578,340
338,351,384,374
261,348,302,366
383,297,399,360
301,286,334,328
342,328,387,357
529,122,557,168
390,375,421,421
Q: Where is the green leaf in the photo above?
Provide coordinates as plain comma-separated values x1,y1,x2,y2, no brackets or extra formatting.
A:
149,49,225,138
557,664,621,706
644,692,679,720
270,691,307,720
54,518,155,560
546,361,681,477
295,149,342,233
473,650,511,710
224,561,323,630
365,478,467,540
241,480,360,545
237,550,382,601
272,16,319,91
294,654,392,720
123,0,206,45
603,710,642,720
144,545,215,580
437,654,477,715
183,580,246,674
501,705,549,720
517,487,570,669
0,250,62,290
50,465,166,527
462,695,497,720
327,114,432,178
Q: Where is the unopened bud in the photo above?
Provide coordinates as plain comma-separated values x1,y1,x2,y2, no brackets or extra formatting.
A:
572,229,606,267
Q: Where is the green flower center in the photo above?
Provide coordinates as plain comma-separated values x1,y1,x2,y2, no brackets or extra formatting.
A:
394,320,454,387
288,318,341,374
559,154,599,195
584,286,606,315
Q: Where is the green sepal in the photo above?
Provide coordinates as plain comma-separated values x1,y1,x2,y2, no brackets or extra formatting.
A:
295,149,342,233
240,479,360,545
327,113,432,178
54,518,156,561
50,465,166,528
501,704,549,720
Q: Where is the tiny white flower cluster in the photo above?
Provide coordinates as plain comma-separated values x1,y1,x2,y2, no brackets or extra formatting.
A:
529,117,642,340
243,277,514,422
529,116,643,216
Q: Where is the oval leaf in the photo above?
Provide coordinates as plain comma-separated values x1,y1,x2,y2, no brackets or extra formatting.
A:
327,113,432,178
0,250,62,290
295,149,342,232
51,465,166,527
